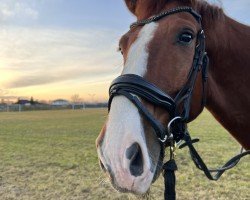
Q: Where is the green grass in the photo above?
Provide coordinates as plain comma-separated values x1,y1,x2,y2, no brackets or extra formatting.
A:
0,109,249,200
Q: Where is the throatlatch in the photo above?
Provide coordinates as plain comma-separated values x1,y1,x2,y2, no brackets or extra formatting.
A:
108,6,250,200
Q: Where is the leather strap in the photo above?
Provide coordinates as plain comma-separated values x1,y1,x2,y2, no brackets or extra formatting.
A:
108,6,249,200
130,6,201,29
109,7,208,143
180,132,250,180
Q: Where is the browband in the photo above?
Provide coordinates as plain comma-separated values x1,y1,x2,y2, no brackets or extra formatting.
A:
130,6,202,29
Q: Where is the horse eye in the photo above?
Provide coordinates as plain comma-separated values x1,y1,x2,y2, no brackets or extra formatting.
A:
178,32,193,44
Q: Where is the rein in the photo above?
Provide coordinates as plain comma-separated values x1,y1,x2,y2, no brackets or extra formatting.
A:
108,6,250,200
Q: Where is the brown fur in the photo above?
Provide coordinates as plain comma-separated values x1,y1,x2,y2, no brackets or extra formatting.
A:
121,0,250,149
96,0,250,194
125,0,223,21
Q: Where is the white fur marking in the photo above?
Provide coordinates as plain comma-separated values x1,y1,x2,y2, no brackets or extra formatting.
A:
122,23,159,76
101,23,158,194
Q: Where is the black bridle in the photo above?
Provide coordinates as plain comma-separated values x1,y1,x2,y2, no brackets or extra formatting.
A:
108,6,250,200
109,7,208,143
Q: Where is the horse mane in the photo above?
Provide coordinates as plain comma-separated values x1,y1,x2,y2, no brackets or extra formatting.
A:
188,0,225,25
125,0,225,25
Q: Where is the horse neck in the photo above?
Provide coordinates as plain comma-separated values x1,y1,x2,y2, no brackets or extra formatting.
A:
205,15,250,149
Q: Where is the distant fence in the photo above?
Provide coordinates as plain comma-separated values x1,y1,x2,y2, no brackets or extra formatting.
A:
0,103,108,112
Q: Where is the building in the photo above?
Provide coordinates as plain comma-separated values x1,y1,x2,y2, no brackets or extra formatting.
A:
16,99,31,106
51,99,70,106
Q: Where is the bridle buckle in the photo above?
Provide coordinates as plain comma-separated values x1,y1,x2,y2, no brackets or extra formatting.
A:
158,116,183,143
167,116,183,133
159,133,173,143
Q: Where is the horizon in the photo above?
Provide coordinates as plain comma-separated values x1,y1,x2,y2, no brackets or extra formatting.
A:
0,0,249,101
0,95,106,103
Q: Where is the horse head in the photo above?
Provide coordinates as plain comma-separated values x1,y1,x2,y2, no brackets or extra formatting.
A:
96,0,208,194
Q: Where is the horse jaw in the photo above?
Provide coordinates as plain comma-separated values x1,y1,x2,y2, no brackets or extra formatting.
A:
97,22,159,194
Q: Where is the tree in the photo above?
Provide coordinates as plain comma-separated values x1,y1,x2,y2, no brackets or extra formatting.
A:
71,94,84,110
71,94,82,104
1,98,5,104
30,96,34,105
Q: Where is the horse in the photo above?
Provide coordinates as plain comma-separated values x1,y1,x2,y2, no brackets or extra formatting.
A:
96,0,250,196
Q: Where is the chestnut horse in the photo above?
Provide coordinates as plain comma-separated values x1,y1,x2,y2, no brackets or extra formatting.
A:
96,0,250,195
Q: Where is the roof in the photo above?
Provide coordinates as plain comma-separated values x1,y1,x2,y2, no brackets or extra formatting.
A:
52,99,69,102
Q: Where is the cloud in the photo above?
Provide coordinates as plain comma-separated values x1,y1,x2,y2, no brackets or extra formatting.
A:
2,0,248,99
0,89,9,95
0,89,23,99
0,26,123,89
0,0,38,22
5,67,116,88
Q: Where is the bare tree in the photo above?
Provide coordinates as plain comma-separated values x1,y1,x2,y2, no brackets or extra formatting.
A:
71,94,86,110
71,94,81,104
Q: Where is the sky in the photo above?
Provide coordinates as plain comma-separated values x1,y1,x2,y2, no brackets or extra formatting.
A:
0,0,249,102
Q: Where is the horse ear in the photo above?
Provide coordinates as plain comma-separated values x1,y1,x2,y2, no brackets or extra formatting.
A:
124,0,137,15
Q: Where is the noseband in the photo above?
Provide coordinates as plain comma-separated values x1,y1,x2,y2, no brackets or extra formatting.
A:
109,7,209,143
107,6,250,200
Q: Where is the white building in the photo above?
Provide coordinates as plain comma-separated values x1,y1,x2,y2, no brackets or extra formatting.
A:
51,99,70,106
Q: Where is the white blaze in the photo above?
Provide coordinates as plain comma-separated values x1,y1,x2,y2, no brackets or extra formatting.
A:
101,23,158,194
122,22,158,75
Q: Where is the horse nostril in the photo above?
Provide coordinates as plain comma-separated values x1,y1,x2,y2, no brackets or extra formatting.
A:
126,142,144,177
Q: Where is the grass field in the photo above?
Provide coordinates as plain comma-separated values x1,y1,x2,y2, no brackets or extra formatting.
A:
0,109,249,200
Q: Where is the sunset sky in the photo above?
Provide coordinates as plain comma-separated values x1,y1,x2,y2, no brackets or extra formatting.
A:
0,0,249,102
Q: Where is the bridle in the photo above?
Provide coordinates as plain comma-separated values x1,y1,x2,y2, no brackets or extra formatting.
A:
107,6,250,200
109,7,208,143
110,6,208,145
